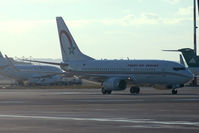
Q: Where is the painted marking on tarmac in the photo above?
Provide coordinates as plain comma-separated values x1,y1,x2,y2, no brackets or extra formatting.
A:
62,98,199,103
175,98,199,101
63,99,144,102
0,101,25,104
0,114,198,127
50,92,97,95
123,125,199,129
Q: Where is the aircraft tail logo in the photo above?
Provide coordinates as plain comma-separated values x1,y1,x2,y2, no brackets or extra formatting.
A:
56,17,94,62
178,48,199,67
59,30,75,55
189,58,196,64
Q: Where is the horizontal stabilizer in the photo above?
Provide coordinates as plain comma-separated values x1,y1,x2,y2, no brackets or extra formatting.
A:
162,50,179,52
163,48,194,52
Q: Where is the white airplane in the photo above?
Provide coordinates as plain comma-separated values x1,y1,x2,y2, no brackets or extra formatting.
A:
25,17,193,94
0,53,67,86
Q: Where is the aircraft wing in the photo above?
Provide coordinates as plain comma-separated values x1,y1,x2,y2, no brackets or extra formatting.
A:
22,59,68,66
31,71,74,79
31,73,62,79
22,59,80,78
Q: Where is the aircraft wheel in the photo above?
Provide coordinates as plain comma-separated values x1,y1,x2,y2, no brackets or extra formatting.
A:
107,90,112,94
172,89,177,95
130,86,140,94
101,88,112,95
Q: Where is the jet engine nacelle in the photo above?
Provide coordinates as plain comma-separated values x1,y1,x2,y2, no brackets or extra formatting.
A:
103,78,127,91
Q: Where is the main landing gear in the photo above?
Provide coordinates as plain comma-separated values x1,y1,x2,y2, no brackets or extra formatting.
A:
130,86,140,94
101,87,112,94
172,89,177,95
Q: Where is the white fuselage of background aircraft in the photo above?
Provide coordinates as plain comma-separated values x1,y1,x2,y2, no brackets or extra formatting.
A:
2,65,61,79
0,64,65,85
0,54,66,85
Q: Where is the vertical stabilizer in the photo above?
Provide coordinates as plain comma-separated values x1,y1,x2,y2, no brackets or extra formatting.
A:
5,55,19,72
0,52,9,69
178,48,199,67
56,17,94,62
0,51,4,58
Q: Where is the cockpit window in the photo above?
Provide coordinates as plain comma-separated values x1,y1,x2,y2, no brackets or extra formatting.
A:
173,67,186,71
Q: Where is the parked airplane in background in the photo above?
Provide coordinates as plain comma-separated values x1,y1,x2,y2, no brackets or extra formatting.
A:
179,48,199,76
0,52,67,86
164,48,199,85
164,48,199,75
24,17,193,94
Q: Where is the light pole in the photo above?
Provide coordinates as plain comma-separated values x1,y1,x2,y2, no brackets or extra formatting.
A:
193,0,197,56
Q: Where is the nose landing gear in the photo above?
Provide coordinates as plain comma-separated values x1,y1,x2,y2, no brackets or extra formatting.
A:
172,89,177,95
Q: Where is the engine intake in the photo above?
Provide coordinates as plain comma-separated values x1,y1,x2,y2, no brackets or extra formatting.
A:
103,78,127,91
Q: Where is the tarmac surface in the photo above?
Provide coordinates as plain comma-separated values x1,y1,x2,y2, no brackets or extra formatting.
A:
0,87,198,133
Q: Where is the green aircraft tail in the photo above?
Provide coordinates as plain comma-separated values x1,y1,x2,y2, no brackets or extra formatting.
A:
178,48,199,67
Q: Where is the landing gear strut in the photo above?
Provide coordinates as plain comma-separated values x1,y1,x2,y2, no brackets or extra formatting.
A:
172,89,177,95
101,87,112,94
130,86,140,94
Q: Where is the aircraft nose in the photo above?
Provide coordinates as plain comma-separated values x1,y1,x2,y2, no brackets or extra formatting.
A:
187,70,194,80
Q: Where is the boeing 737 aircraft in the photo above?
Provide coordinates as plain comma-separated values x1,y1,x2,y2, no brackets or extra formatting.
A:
25,17,193,94
0,53,66,86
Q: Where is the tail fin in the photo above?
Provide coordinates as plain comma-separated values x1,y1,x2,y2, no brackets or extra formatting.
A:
5,55,19,72
56,17,94,62
164,48,199,67
0,53,19,72
0,53,10,69
178,48,199,67
0,51,4,58
0,51,7,65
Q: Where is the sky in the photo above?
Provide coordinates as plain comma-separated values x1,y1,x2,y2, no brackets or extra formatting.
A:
0,0,198,61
